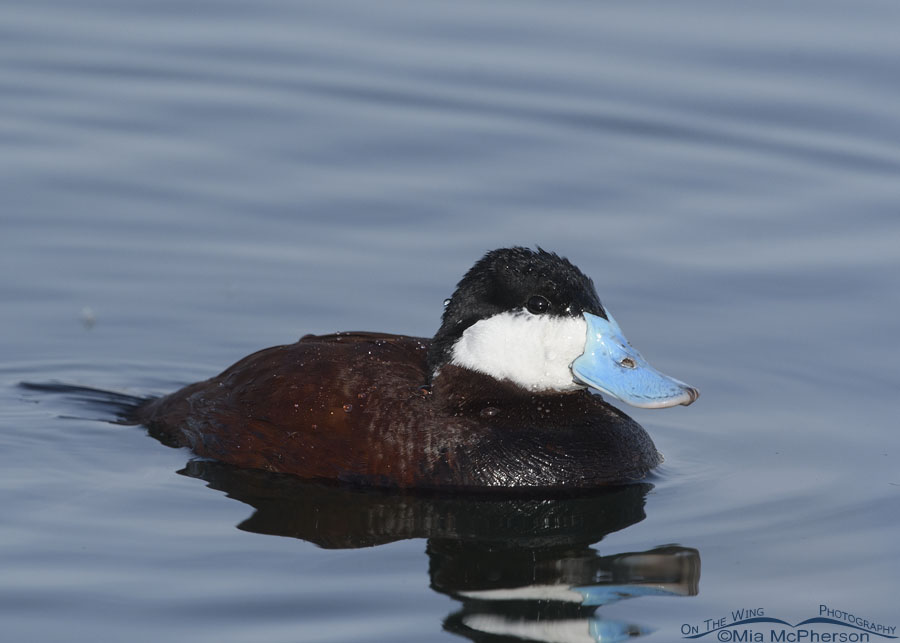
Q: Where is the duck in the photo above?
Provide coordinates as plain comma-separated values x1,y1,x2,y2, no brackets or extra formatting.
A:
132,247,698,490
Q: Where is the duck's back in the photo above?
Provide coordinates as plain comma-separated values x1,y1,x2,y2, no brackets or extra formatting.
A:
135,333,432,482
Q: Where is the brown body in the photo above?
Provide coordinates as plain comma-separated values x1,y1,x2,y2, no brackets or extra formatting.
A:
134,332,661,490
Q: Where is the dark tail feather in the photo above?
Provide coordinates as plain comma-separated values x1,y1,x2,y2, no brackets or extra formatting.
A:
19,381,152,424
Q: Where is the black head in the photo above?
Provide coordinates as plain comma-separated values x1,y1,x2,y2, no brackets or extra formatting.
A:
427,247,607,376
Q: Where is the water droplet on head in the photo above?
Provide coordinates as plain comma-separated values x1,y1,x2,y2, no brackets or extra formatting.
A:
443,298,451,307
480,406,499,418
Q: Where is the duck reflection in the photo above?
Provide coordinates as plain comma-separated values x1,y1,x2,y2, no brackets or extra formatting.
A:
181,461,700,643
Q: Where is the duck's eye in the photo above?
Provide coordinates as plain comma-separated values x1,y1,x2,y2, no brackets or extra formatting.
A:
526,295,551,314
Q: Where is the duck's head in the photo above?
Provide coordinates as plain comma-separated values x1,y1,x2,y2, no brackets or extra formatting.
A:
427,247,699,409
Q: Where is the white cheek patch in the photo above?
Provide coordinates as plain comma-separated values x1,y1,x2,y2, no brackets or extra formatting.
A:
450,311,588,392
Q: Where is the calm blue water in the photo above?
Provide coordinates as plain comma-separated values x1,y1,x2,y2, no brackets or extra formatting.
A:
2,1,899,641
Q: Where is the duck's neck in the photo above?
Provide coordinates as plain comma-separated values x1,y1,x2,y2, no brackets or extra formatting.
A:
430,364,586,414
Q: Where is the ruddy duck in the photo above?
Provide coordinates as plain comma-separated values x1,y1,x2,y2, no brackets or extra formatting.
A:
132,247,698,489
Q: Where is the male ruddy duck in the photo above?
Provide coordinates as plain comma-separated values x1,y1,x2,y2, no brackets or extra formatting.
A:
133,248,698,490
